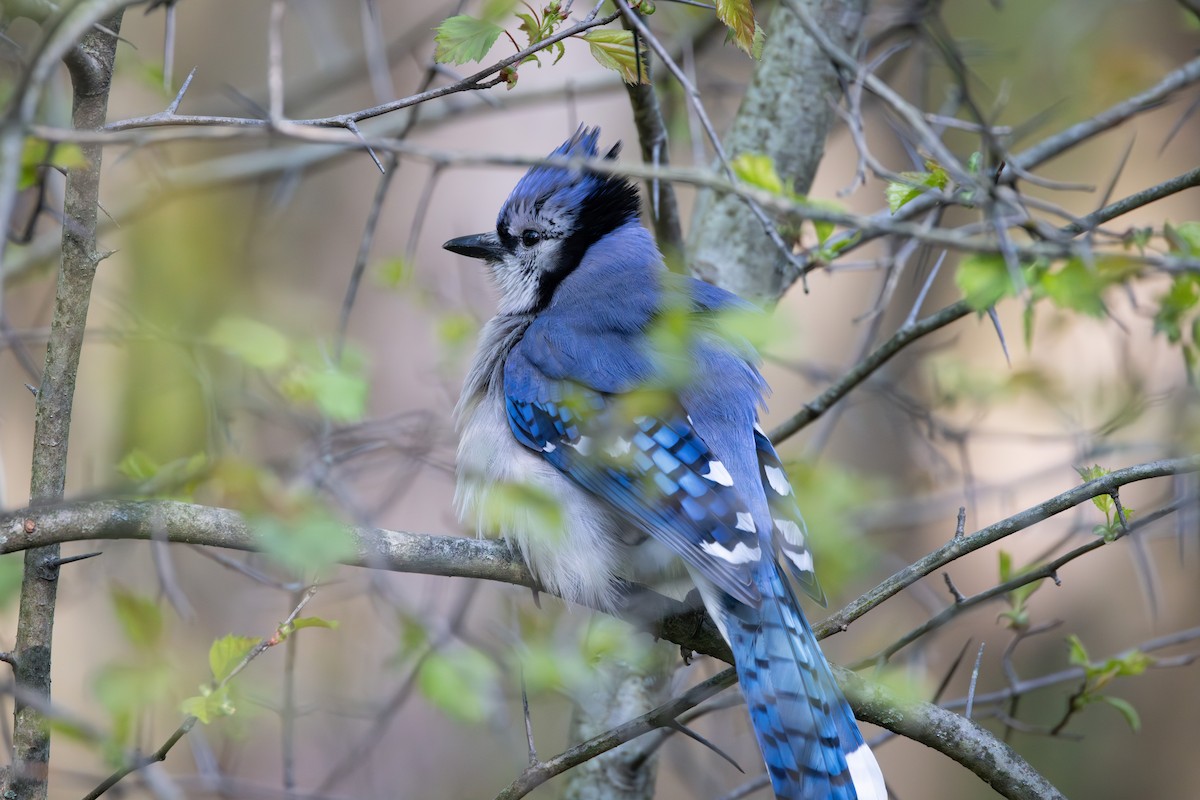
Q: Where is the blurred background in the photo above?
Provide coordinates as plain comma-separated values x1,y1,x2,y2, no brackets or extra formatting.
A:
1,0,1199,797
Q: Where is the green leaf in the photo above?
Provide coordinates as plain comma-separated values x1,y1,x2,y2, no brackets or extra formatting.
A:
784,461,883,593
417,648,500,723
997,550,1044,630
732,153,784,194
209,634,260,683
253,506,358,575
279,615,340,639
1040,258,1107,317
181,685,236,724
803,198,843,245
520,641,590,693
0,554,23,610
20,139,87,189
1066,634,1090,667
1076,464,1110,482
481,0,517,22
209,316,291,370
1076,464,1116,517
94,662,172,716
1098,695,1141,731
375,256,414,288
290,616,339,631
955,253,1016,310
997,549,1016,582
478,480,565,544
111,587,164,650
716,0,758,56
1109,648,1154,678
436,312,478,349
1153,273,1200,343
582,29,646,84
280,349,369,423
433,15,504,65
710,306,789,354
117,448,160,482
309,367,368,422
1164,221,1200,256
886,163,948,213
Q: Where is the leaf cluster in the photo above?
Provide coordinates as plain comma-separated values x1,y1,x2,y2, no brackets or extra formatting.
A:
1063,634,1154,732
432,0,760,89
1076,464,1136,542
996,550,1045,631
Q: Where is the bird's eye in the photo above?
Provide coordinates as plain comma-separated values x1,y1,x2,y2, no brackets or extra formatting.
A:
520,229,542,247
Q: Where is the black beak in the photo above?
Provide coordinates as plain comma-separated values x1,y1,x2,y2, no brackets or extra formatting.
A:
443,232,505,261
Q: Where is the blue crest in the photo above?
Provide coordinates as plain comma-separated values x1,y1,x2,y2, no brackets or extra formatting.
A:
498,126,637,245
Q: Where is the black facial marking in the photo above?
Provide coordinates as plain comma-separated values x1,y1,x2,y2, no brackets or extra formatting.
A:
532,173,641,310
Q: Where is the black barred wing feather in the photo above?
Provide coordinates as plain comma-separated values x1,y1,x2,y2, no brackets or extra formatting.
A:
752,426,826,606
505,385,762,606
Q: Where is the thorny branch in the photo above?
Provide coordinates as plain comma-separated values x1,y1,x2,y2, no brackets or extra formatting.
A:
0,451,1191,799
2,2,1198,799
79,585,321,800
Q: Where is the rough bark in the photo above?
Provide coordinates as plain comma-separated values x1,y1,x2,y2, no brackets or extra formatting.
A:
2,12,124,800
688,0,867,303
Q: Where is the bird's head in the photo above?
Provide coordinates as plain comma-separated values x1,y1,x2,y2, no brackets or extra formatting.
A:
444,126,641,315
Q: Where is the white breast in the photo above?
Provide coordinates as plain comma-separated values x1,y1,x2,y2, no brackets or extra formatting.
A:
456,392,634,611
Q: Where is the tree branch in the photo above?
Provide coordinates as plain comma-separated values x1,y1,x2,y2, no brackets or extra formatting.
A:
2,9,124,800
1,452,1193,800
687,0,867,302
769,299,972,444
815,455,1200,640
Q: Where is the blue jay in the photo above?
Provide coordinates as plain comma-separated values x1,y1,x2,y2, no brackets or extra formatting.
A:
447,127,886,800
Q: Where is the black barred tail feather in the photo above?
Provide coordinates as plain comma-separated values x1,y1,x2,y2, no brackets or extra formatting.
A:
706,563,886,800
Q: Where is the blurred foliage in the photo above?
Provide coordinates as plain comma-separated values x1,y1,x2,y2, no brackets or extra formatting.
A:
928,356,1058,409
418,645,502,723
0,554,24,610
121,196,244,466
478,478,567,544
93,587,174,758
954,252,1142,344
19,139,85,190
782,460,884,595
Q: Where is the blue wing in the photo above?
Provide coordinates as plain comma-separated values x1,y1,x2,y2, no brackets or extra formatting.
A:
504,378,762,606
753,426,826,605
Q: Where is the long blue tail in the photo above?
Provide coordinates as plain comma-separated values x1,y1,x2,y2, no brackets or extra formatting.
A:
709,563,886,800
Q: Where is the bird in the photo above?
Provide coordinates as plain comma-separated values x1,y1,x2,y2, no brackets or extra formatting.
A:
446,126,886,800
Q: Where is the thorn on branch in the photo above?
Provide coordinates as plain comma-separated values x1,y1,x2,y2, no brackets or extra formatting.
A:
955,505,966,538
0,651,15,667
943,572,967,604
660,718,744,773
24,384,38,397
1110,491,1131,532
965,642,986,720
519,668,538,765
343,119,385,174
166,66,197,115
44,551,102,569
